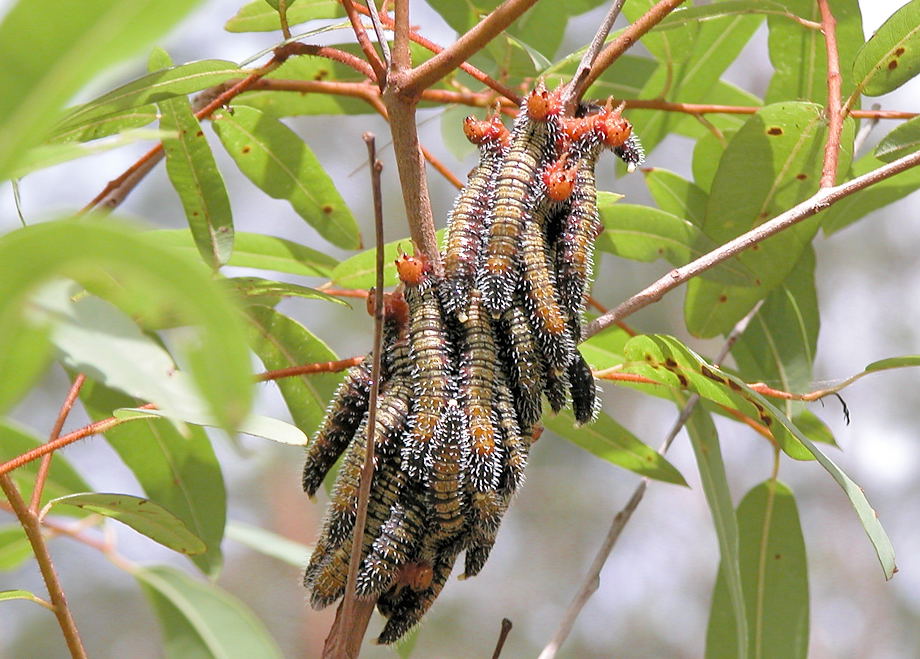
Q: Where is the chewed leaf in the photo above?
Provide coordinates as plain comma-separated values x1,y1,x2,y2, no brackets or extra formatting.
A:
48,493,207,555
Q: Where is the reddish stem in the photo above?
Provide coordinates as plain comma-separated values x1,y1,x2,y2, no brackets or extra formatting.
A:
340,0,387,84
818,0,843,187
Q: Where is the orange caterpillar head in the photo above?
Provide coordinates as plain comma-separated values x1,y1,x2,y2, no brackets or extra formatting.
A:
394,251,428,286
463,114,509,147
561,116,592,142
526,82,563,121
592,101,632,148
366,289,410,327
542,156,577,202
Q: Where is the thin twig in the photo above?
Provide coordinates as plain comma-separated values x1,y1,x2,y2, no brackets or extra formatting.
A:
278,0,292,40
402,0,540,97
539,305,759,658
853,103,883,153
818,0,843,187
29,374,87,513
492,618,514,659
578,0,687,100
584,149,920,339
325,134,387,658
254,356,365,381
364,0,391,69
562,0,627,111
0,475,87,659
341,0,387,84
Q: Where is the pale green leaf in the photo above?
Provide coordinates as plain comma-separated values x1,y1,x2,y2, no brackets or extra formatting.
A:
226,521,309,567
852,0,920,96
331,229,447,290
875,115,920,163
225,0,341,32
0,526,34,571
115,407,308,446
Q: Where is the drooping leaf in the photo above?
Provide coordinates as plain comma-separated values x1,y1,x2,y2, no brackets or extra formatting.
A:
875,115,920,163
0,325,52,414
0,420,92,516
706,481,808,659
144,229,338,278
211,105,361,249
330,229,447,290
543,409,687,486
792,409,836,447
48,493,207,555
136,565,283,659
684,403,748,659
79,379,226,576
685,103,854,337
225,277,344,308
225,0,342,32
51,60,246,142
0,221,252,431
0,525,34,571
0,0,205,180
226,521,309,567
155,52,234,270
245,306,342,437
765,0,864,105
852,0,920,96
821,153,920,235
731,249,819,418
656,1,790,30
114,408,308,446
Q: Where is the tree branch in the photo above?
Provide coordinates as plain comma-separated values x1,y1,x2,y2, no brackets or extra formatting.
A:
340,0,387,85
584,149,920,339
562,0,627,111
402,0,540,97
0,475,87,659
578,0,687,100
818,0,843,187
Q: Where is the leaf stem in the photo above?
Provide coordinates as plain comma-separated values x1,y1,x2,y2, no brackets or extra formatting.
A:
341,0,387,84
0,475,87,659
818,0,843,187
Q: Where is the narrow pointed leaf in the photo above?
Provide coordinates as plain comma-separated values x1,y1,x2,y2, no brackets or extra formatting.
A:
245,306,342,437
330,229,446,289
543,409,687,486
225,277,344,307
48,493,207,555
643,168,709,227
48,106,160,144
624,0,700,63
875,115,920,163
865,355,920,372
0,0,204,180
542,53,659,100
136,565,283,659
0,526,34,571
211,105,360,249
226,521,309,567
706,481,808,659
79,379,226,576
0,590,48,607
852,0,920,96
114,407,308,446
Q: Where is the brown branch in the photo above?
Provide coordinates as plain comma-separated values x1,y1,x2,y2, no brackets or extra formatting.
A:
492,618,514,659
29,374,87,513
284,43,378,79
364,0,391,68
578,0,687,100
402,0,540,97
391,0,411,70
254,356,365,381
341,0,387,85
562,0,627,111
326,134,386,658
818,0,843,187
0,475,87,659
584,149,920,339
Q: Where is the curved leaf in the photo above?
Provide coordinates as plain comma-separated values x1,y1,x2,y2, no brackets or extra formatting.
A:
0,221,252,431
48,493,207,555
212,105,360,249
543,409,687,486
643,168,709,227
225,0,342,32
875,115,920,163
0,0,204,179
0,590,49,608
114,408,308,446
331,229,446,289
852,0,920,96
226,521,309,567
136,565,283,659
226,277,344,307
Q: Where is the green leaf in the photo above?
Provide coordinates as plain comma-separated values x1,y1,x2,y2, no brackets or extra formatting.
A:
225,0,341,32
706,481,808,659
49,493,207,555
331,229,447,289
226,521,309,567
578,328,632,371
158,78,234,270
79,379,226,576
865,355,920,372
792,409,836,447
657,1,792,30
672,80,763,141
542,54,659,100
624,0,700,63
543,409,687,486
821,153,920,235
245,306,341,437
0,221,252,431
0,525,34,571
0,590,49,608
0,324,53,414
13,128,176,178
692,129,733,192
225,277,345,307
765,0,864,105
0,0,204,180
685,103,854,337
685,404,747,659
136,565,283,659
48,106,160,143
643,168,709,227
875,115,920,163
211,105,360,249
441,104,479,161
145,229,337,278
731,249,818,418
852,0,920,96
52,60,246,142
0,420,92,516
114,408,309,446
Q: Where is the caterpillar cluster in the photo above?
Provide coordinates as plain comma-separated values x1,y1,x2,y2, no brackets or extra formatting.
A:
303,83,642,644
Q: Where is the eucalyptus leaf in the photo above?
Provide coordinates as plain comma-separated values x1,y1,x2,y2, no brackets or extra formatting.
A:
0,526,34,571
225,0,341,32
852,0,920,96
226,521,309,567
